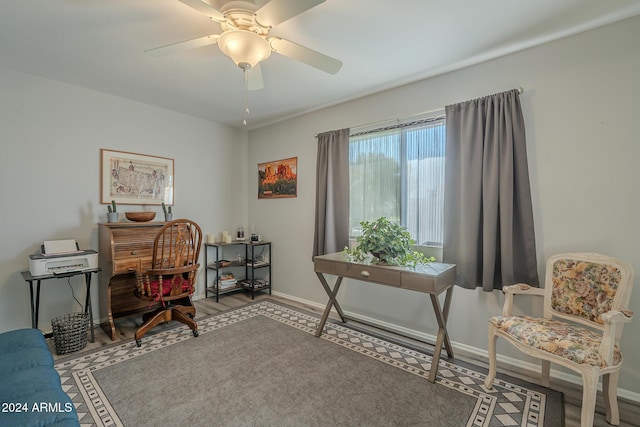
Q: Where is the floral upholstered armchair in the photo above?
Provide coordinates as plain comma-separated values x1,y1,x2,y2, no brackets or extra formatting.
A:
485,253,634,427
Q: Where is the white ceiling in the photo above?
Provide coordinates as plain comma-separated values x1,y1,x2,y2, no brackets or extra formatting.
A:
1,0,639,130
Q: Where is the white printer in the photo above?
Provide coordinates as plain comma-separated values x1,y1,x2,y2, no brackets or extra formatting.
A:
28,239,98,277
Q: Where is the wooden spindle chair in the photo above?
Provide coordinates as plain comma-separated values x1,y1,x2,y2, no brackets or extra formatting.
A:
134,219,202,347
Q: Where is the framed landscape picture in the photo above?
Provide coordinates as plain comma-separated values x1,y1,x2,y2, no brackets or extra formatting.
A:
100,149,174,205
258,157,297,199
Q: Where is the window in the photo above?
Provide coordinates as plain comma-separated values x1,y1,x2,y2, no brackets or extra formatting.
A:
349,116,446,246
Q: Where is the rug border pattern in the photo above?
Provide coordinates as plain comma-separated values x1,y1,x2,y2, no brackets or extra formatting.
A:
55,301,554,427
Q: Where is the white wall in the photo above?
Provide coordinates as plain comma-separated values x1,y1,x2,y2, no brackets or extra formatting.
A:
1,12,637,401
0,66,248,333
248,16,640,397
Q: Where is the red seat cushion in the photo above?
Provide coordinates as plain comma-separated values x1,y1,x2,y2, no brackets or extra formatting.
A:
149,276,191,297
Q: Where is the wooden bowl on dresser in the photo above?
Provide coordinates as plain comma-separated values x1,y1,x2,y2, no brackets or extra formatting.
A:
125,211,156,222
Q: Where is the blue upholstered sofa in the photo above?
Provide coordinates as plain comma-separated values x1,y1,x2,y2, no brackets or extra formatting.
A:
0,328,79,427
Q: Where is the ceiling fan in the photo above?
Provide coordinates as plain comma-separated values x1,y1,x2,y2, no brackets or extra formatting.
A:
146,0,343,90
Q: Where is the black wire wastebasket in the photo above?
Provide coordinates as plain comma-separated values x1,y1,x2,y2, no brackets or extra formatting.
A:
51,312,89,355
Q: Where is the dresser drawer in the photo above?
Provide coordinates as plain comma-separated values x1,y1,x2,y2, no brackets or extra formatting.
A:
335,262,401,286
114,246,154,260
314,253,402,286
314,258,338,275
113,256,155,274
401,272,441,293
112,227,158,259
113,259,140,274
140,256,153,271
400,264,456,293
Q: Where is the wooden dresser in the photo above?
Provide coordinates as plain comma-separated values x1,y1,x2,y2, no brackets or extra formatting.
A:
98,222,165,340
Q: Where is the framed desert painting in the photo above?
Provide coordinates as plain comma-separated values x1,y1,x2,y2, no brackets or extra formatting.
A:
100,149,174,205
258,157,297,199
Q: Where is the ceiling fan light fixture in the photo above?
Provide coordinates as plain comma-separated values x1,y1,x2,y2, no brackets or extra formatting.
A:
218,30,272,70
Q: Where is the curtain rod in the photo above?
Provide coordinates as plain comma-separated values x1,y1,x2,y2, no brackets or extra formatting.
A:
314,86,524,138
349,114,446,137
350,107,445,135
314,107,443,139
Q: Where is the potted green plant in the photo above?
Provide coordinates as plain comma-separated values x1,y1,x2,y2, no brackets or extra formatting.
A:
162,202,173,222
344,217,434,268
107,200,118,223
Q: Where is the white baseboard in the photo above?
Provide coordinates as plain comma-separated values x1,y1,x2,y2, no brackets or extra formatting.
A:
271,290,640,404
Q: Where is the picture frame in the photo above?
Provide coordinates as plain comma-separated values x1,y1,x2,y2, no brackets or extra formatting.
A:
258,157,297,199
100,149,174,205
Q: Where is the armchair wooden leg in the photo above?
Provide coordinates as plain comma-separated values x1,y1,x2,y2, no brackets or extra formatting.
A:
603,372,620,425
541,360,550,388
580,368,599,427
484,326,498,389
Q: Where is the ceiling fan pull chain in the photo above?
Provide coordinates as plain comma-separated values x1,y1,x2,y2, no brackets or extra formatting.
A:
243,67,250,126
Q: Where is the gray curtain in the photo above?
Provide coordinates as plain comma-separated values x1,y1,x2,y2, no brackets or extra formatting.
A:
443,89,539,291
313,128,350,258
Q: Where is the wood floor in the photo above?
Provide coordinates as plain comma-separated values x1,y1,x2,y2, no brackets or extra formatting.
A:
50,293,639,427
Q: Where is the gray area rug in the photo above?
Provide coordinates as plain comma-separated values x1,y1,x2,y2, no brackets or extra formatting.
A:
55,300,563,426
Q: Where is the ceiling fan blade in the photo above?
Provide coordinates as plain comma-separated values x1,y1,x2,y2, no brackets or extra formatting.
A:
247,63,264,91
256,0,325,27
269,37,342,74
179,0,225,22
145,34,220,57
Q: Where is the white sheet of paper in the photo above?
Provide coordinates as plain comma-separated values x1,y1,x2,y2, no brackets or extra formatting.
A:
43,239,78,255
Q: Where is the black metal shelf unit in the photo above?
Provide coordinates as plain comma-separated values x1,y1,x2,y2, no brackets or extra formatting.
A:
204,241,271,302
